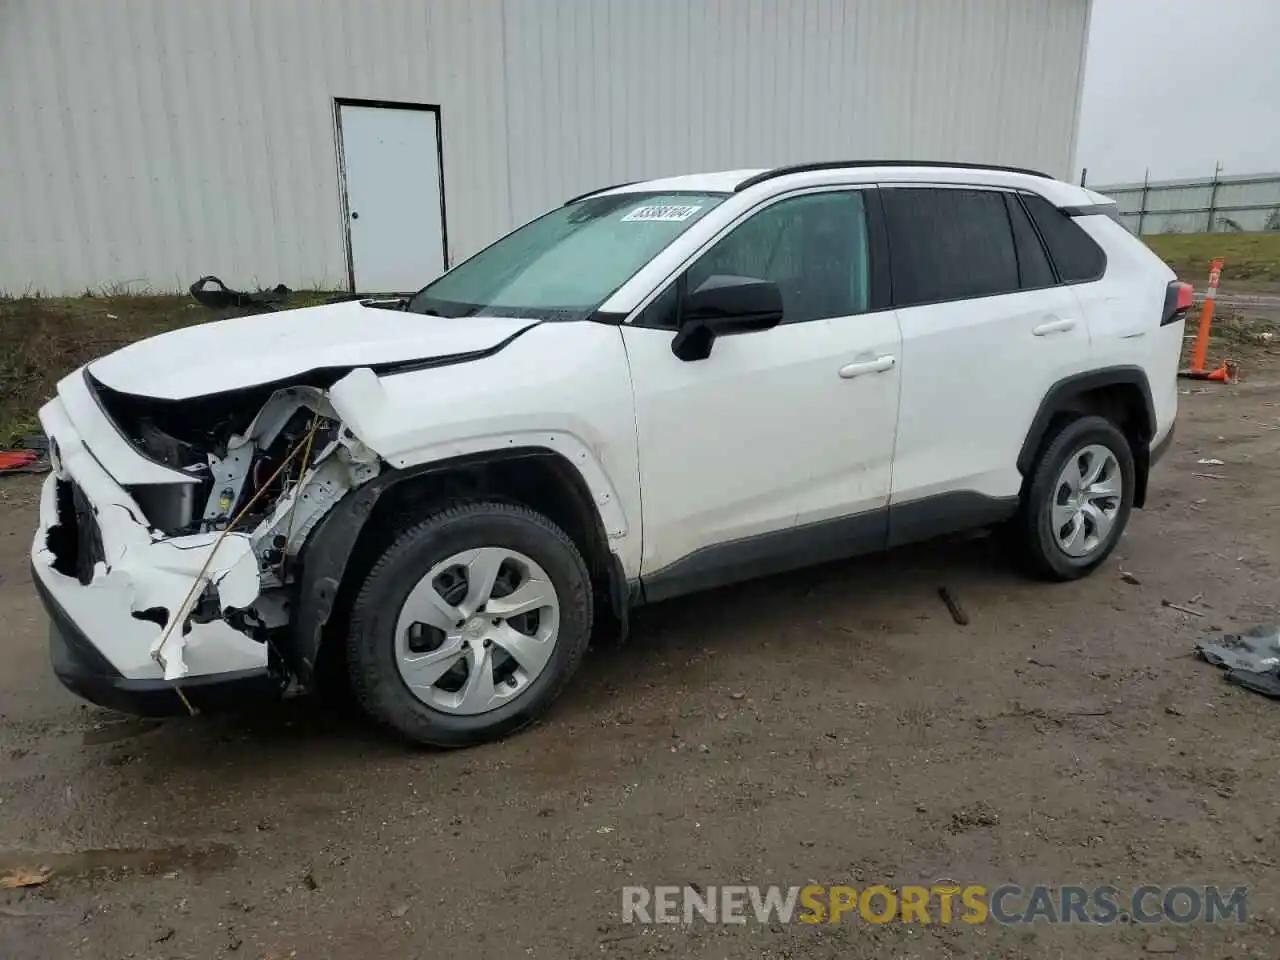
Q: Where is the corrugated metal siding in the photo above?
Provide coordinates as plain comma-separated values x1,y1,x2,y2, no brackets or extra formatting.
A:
501,0,1090,225
1,0,512,293
0,0,1089,295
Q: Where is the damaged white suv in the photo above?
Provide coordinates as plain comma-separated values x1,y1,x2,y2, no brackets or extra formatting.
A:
32,162,1186,746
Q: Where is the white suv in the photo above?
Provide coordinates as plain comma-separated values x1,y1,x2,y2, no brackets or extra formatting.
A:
32,161,1187,746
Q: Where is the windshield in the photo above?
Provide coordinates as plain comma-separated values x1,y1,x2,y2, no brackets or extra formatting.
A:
406,191,726,320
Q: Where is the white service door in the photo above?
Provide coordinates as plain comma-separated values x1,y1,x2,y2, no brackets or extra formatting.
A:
339,104,445,293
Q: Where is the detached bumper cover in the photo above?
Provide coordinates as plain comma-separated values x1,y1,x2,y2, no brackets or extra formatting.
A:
36,566,282,716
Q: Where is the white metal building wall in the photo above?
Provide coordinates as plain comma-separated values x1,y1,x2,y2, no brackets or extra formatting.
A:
0,0,1091,295
501,0,1092,225
1,0,512,294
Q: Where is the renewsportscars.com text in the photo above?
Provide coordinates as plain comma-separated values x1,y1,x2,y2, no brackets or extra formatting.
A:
622,884,1248,926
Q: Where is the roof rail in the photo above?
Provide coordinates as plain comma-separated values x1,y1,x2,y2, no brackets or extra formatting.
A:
734,160,1053,193
563,180,642,206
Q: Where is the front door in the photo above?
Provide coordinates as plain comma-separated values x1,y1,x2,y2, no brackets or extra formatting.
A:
338,102,446,293
622,189,902,599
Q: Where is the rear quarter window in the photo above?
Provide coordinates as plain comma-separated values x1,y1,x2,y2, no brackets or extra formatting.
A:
1021,193,1107,283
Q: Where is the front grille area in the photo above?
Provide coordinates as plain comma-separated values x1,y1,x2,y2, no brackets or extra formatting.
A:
47,479,106,585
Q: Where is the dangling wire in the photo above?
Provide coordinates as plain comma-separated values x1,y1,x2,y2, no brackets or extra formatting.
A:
153,400,327,715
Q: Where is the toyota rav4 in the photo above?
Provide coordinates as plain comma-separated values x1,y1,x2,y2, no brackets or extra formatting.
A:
31,161,1188,746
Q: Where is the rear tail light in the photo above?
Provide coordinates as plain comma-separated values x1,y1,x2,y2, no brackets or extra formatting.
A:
1161,281,1194,326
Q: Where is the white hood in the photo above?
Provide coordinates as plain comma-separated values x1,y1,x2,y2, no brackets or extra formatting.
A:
88,300,536,400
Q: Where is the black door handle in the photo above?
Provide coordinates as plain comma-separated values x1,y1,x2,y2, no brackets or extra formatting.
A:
351,211,359,220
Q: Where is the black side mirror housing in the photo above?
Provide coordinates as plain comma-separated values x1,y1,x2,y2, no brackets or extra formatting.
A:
671,275,784,361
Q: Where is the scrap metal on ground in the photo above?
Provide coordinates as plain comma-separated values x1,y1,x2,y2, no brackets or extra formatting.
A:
1197,625,1280,698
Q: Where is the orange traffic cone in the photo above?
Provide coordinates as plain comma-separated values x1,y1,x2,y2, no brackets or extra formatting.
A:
1180,258,1231,381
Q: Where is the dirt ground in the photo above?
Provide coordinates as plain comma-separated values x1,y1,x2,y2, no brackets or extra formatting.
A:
4,352,1280,959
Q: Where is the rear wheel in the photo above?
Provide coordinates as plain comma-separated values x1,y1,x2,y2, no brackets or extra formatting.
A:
345,501,592,747
1009,414,1135,581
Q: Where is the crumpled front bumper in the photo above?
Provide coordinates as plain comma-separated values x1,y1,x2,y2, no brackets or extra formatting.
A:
36,564,281,716
30,386,280,711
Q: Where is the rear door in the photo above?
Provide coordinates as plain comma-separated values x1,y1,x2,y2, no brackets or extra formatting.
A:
882,186,1092,538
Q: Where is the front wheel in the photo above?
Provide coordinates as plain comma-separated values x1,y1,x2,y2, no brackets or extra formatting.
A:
1009,414,1135,581
345,501,593,747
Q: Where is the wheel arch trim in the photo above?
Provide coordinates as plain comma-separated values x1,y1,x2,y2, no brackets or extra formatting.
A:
1016,366,1156,478
289,445,626,685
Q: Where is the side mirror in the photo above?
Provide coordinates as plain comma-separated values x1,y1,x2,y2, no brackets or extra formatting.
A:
671,275,784,361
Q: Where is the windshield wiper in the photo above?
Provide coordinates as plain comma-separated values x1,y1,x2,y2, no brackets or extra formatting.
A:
405,296,477,318
361,296,412,313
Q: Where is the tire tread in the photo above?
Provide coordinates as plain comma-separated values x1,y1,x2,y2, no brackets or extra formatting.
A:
345,499,592,747
1008,414,1135,581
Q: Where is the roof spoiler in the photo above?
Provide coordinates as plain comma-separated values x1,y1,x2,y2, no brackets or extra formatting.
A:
1059,202,1122,223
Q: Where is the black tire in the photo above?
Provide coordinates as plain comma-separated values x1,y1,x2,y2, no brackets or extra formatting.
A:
1009,414,1135,581
346,501,592,747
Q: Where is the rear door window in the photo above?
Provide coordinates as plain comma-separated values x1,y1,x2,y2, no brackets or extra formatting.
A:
881,188,1019,307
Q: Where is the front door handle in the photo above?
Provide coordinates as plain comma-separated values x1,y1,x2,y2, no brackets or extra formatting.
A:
839,355,896,379
1033,317,1077,336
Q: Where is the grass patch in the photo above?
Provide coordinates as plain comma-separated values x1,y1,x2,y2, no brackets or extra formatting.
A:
0,291,337,447
1144,232,1280,283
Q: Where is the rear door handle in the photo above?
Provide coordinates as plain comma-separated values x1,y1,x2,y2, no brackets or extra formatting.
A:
1033,318,1077,336
839,355,896,379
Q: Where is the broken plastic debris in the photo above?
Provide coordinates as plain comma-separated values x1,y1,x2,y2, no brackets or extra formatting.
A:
0,449,48,474
1197,458,1225,465
1197,625,1280,699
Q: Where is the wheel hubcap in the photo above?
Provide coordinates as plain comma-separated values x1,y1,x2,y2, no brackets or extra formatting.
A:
394,547,560,715
1051,443,1123,558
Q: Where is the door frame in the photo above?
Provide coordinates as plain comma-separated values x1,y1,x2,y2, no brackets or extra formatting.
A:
332,97,450,294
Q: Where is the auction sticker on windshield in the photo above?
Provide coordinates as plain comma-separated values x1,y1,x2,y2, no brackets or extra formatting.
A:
621,204,704,222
